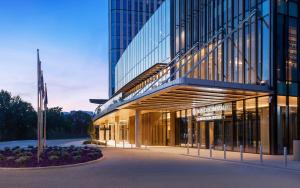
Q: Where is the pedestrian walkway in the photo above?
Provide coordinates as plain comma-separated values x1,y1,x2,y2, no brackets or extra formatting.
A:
105,141,300,171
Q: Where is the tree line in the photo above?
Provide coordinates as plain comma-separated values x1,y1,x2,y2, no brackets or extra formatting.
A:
0,90,92,141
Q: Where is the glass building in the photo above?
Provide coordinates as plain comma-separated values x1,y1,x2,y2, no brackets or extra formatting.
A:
96,0,300,155
115,0,171,92
109,0,164,97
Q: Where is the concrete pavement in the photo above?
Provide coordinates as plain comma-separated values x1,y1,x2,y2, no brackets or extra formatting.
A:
0,138,86,149
0,147,300,188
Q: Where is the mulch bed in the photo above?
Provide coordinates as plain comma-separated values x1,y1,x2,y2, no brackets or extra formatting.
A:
0,145,102,168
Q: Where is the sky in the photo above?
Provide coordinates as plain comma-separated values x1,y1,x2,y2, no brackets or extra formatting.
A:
0,0,108,112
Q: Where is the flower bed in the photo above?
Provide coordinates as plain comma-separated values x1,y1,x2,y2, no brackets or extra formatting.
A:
0,145,102,168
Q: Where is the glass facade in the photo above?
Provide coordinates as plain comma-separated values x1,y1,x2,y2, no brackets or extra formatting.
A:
274,0,299,154
171,0,271,85
98,0,300,155
115,0,171,92
174,96,270,154
109,0,164,96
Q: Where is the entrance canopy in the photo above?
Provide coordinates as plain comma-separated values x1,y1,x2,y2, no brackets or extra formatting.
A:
94,78,272,123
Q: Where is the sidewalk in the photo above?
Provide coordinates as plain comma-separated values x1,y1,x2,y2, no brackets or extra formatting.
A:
105,141,300,171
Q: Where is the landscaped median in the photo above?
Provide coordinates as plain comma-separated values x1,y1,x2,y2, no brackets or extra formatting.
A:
0,145,102,168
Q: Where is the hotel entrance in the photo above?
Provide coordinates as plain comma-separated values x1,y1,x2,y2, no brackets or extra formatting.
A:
175,96,272,154
196,120,229,151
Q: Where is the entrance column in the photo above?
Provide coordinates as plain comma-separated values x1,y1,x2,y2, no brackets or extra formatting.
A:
170,112,176,146
114,116,119,146
188,115,193,148
105,120,109,141
98,125,101,140
135,110,142,147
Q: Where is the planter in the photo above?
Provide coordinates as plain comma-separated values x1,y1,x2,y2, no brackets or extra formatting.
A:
293,140,300,161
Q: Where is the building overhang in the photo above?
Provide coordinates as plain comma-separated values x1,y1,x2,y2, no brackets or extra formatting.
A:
93,78,273,122
89,99,108,104
114,63,167,96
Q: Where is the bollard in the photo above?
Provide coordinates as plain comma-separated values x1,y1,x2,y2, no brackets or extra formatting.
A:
224,144,227,160
145,140,148,149
131,143,133,149
284,147,288,167
240,145,244,162
197,142,200,156
210,145,212,158
260,144,263,164
123,139,125,149
115,140,117,148
187,140,190,155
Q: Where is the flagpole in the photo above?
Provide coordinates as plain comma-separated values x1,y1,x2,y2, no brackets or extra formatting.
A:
43,83,47,148
37,49,40,164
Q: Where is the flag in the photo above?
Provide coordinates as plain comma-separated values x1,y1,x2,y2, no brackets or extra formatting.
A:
40,71,44,97
44,83,48,107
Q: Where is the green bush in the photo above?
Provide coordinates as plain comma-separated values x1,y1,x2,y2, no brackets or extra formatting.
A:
17,151,33,157
6,156,15,161
71,150,81,156
61,151,70,159
12,149,22,155
87,152,99,158
12,146,20,150
15,156,31,164
83,140,92,145
4,147,10,152
0,154,4,161
47,150,61,156
48,155,60,161
72,155,81,161
27,145,34,149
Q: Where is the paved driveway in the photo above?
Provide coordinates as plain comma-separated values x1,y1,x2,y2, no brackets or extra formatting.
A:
0,147,299,188
0,139,86,149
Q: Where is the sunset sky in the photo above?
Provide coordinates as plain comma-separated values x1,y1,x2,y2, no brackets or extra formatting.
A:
0,0,108,112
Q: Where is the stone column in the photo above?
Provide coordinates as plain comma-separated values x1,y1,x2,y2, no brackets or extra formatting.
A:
135,110,142,147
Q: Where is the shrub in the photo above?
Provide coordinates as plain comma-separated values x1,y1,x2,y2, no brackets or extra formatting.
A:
0,154,4,161
6,156,15,161
47,150,61,156
48,155,60,161
27,145,34,149
72,155,81,161
15,156,31,164
71,150,81,156
4,147,10,152
83,140,92,145
12,149,22,155
17,151,33,157
87,152,99,158
61,151,70,159
12,146,20,150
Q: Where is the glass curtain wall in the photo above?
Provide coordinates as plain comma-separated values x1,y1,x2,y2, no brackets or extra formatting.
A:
109,0,164,96
115,0,171,92
176,96,271,154
171,0,271,85
276,0,299,154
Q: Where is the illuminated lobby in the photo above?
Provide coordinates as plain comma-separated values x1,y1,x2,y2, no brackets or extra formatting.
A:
93,0,300,155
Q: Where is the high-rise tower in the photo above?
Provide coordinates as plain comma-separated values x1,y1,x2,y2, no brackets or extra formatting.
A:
108,0,164,97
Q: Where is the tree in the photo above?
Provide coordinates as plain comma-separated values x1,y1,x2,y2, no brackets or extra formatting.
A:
0,90,92,141
0,90,37,141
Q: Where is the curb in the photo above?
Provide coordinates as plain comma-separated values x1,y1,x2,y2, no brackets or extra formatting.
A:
0,156,105,170
181,154,300,173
